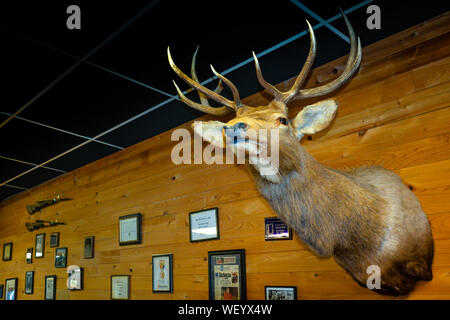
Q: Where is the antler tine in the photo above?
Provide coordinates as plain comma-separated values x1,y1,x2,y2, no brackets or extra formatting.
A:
210,65,243,108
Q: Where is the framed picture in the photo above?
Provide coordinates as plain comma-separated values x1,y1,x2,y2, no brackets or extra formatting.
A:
25,271,34,294
189,207,220,242
2,242,12,261
208,249,246,300
111,275,130,300
119,213,142,245
45,275,56,300
35,233,45,258
264,217,292,241
50,232,59,247
26,248,33,264
5,278,18,300
55,247,67,268
0,284,3,299
265,286,297,300
68,266,83,290
83,236,95,259
152,254,173,293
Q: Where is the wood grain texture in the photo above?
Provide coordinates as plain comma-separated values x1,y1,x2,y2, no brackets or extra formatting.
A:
1,13,450,300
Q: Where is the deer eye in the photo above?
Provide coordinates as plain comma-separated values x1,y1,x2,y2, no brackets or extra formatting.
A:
278,117,288,125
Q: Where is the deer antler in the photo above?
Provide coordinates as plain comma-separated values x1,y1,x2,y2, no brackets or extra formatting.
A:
252,8,361,104
168,46,246,116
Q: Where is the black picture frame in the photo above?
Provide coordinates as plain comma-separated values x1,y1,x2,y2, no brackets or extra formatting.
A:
5,278,18,300
152,253,173,293
49,232,59,247
264,217,293,241
83,236,95,259
0,284,3,299
25,271,34,294
118,213,142,246
55,247,67,268
35,233,45,259
44,275,57,300
68,266,83,290
265,286,297,300
111,275,130,300
189,207,220,242
2,242,12,261
208,249,246,300
26,248,33,264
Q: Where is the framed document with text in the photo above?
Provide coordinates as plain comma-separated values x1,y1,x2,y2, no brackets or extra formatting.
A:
5,278,18,300
265,286,297,300
49,232,59,247
119,213,142,245
25,271,34,294
45,275,56,300
84,236,95,259
264,217,292,241
208,249,246,300
111,275,130,300
35,233,45,258
26,248,33,264
152,254,173,293
2,242,12,261
189,207,219,242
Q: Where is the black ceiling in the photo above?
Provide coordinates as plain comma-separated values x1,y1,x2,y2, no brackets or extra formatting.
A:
0,0,448,202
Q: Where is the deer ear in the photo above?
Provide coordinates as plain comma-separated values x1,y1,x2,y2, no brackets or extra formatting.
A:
292,99,338,140
192,120,226,148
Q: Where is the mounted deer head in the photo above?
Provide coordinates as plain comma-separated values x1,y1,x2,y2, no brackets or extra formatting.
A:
168,9,433,296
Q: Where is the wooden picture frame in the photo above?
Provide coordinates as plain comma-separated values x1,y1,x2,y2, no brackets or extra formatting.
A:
119,213,142,246
2,242,12,261
111,275,130,300
189,207,220,242
55,247,67,268
35,233,45,259
49,232,59,247
44,275,56,300
265,286,297,300
83,236,95,259
152,254,173,293
25,271,34,294
5,278,18,300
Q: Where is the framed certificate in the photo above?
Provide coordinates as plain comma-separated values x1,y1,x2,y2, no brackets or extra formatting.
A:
208,249,246,300
264,217,292,241
119,213,142,245
84,236,95,259
45,275,56,300
152,254,173,293
265,286,297,300
26,248,33,264
50,232,59,247
35,233,45,258
111,275,130,300
55,247,67,268
2,242,12,261
189,207,219,242
5,278,18,300
68,266,83,290
25,271,34,294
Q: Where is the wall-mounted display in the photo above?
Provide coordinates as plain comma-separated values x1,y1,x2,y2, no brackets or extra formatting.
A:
35,233,45,258
55,247,67,268
68,266,83,290
189,208,219,242
45,275,56,300
119,213,142,246
26,196,72,215
25,271,34,294
2,242,12,261
264,217,292,241
111,275,130,300
0,284,3,299
26,248,33,264
5,278,18,300
152,254,173,293
265,286,297,300
208,249,246,300
50,232,59,247
84,236,94,259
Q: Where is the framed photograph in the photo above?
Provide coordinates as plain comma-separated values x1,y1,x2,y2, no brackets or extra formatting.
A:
26,248,33,264
49,232,59,247
264,217,292,241
0,284,3,299
45,275,56,300
189,207,220,242
35,233,45,258
25,271,34,294
265,286,297,300
119,213,142,245
83,236,95,259
55,247,67,268
152,254,173,293
208,249,246,300
2,242,12,261
111,275,130,300
68,266,83,290
5,278,18,300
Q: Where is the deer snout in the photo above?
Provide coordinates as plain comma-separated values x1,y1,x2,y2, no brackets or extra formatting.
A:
224,122,249,144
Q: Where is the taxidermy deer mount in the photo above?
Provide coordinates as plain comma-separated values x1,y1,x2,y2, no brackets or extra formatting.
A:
167,10,433,295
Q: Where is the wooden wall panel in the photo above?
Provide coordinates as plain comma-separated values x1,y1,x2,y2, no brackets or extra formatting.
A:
1,12,449,300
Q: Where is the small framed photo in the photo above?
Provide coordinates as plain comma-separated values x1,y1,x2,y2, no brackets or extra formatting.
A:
208,249,246,300
45,275,56,300
25,271,34,294
55,247,67,268
26,248,33,264
152,254,173,293
265,286,297,300
5,278,18,300
264,217,292,241
189,207,220,242
68,266,83,290
50,232,59,247
3,242,12,261
111,275,130,300
0,284,3,299
119,213,142,246
83,236,95,259
35,233,45,258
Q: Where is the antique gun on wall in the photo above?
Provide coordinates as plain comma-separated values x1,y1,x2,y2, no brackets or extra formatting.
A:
26,196,72,215
25,220,66,232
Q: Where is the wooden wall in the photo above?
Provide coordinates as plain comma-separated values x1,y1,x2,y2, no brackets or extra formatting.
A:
1,12,449,300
